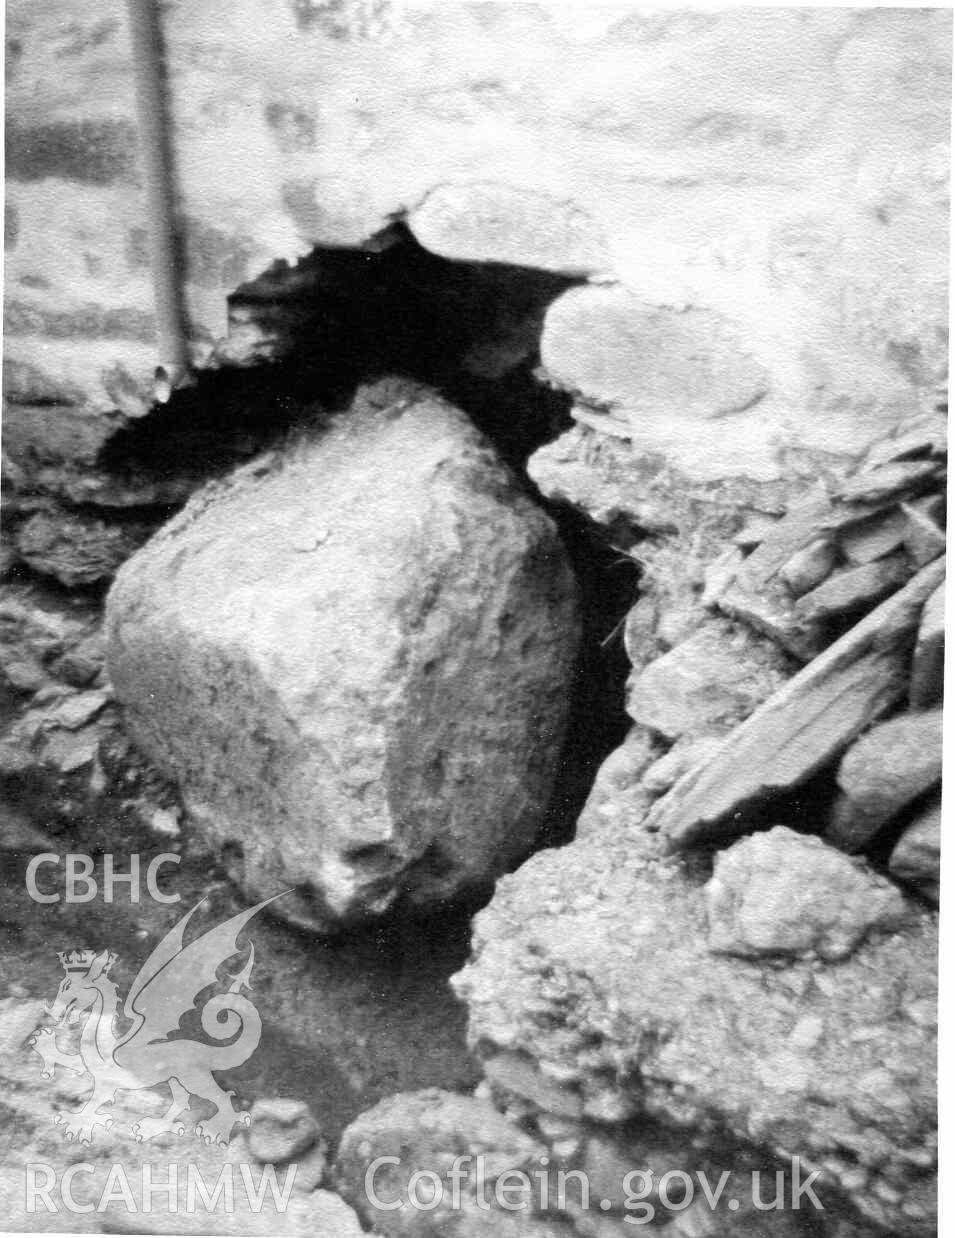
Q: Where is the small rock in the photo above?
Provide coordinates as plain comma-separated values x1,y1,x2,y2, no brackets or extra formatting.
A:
910,582,944,709
574,727,660,841
840,509,907,566
42,727,101,774
834,459,942,504
706,826,911,962
1,655,47,693
888,802,940,905
826,709,942,851
779,537,837,596
794,552,911,622
627,621,788,742
900,497,946,567
641,735,725,796
49,689,109,730
53,630,107,687
335,1089,547,1235
288,1139,328,1192
148,805,181,837
483,1052,584,1119
16,510,152,588
248,1097,321,1166
717,574,821,661
32,681,67,705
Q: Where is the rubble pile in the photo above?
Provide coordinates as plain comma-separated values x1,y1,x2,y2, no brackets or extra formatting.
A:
446,409,944,1238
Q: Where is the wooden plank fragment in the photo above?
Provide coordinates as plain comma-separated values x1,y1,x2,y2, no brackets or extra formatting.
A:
649,558,945,850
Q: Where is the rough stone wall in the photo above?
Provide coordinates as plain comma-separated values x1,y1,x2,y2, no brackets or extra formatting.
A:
5,4,949,481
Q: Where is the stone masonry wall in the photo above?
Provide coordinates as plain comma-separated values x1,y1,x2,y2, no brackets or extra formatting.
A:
5,3,950,493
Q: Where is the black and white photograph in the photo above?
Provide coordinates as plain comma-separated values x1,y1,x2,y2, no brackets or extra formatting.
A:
0,2,948,1235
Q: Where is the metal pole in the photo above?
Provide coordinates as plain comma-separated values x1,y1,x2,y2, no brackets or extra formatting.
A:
126,0,193,401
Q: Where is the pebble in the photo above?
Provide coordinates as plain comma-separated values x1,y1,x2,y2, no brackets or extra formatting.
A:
49,690,108,730
248,1097,321,1165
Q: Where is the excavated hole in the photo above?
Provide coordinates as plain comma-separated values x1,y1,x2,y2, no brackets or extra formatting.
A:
101,223,638,871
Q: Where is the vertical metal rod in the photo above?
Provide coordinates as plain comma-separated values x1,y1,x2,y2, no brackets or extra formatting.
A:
126,0,193,400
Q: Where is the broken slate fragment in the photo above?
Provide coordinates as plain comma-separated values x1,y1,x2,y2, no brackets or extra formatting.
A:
862,412,947,469
649,559,944,849
826,708,942,853
910,581,944,709
832,458,942,505
641,734,726,797
778,536,837,596
717,575,821,661
49,689,109,730
840,509,908,566
900,497,946,567
794,552,911,623
706,826,910,962
888,802,941,905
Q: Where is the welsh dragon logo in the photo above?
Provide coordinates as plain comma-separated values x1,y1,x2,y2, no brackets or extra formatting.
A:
29,895,284,1147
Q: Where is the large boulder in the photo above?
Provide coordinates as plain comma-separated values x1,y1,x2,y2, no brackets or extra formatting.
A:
452,834,937,1235
105,380,580,931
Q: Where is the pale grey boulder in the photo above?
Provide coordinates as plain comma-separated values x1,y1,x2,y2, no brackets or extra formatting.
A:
106,380,580,932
